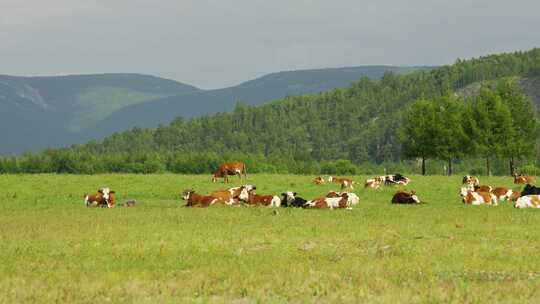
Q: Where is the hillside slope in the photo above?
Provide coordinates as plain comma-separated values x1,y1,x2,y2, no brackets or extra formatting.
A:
0,67,425,154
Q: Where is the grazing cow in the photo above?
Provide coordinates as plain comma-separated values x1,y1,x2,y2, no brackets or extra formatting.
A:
391,190,421,204
182,189,220,207
462,175,480,187
304,193,350,209
521,184,540,196
242,189,281,207
460,187,497,205
513,173,534,184
280,192,307,208
328,176,355,189
212,162,247,183
209,185,255,204
314,176,325,185
514,195,540,209
84,188,115,208
385,174,410,186
326,191,360,207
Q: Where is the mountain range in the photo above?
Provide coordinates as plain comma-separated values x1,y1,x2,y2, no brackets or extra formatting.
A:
0,66,428,154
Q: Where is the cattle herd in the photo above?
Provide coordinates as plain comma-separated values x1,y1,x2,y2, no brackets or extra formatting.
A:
83,162,540,210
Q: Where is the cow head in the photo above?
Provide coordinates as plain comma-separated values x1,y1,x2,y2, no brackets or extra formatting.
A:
459,187,469,198
410,190,420,203
238,187,250,202
280,191,296,206
182,189,195,200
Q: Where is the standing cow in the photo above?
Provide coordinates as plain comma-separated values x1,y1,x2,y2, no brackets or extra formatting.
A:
212,162,247,183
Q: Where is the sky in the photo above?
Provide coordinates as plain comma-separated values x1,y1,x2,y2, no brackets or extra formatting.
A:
1,0,539,89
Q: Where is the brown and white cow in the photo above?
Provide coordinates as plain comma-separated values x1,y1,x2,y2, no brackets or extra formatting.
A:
212,162,247,183
314,176,325,185
462,175,480,187
209,185,255,205
182,189,221,207
364,177,384,189
514,195,540,208
84,188,116,208
328,176,355,190
474,185,493,193
491,187,518,202
391,190,421,204
460,187,497,205
326,191,359,207
304,193,350,209
513,172,534,184
240,188,280,207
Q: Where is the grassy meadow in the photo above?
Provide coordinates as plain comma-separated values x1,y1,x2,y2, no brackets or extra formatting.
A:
1,174,540,303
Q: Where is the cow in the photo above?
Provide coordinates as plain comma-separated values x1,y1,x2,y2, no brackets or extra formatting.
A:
514,195,540,209
460,187,497,205
491,187,518,202
521,184,540,196
462,175,480,187
513,172,534,184
385,174,410,186
474,185,493,193
209,184,255,204
182,189,220,207
84,188,115,208
364,177,383,189
314,176,325,185
241,189,280,207
304,193,350,209
326,191,359,207
328,176,355,190
280,192,307,208
212,162,247,183
391,190,421,204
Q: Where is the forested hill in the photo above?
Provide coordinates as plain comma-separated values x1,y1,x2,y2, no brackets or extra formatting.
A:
0,66,423,155
4,49,540,175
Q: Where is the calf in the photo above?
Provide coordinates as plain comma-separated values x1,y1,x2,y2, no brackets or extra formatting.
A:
521,184,540,196
513,173,534,184
462,175,480,187
84,188,115,208
280,192,307,208
304,193,349,209
460,187,497,205
391,190,421,204
328,176,355,189
514,195,540,209
244,190,281,207
182,189,219,207
326,191,359,207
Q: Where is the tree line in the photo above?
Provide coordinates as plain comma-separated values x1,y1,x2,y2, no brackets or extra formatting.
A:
1,49,539,175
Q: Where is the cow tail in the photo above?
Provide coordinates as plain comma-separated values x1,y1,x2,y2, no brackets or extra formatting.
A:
244,163,248,180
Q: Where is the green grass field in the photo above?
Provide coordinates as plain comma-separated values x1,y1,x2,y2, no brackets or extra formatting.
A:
1,174,539,303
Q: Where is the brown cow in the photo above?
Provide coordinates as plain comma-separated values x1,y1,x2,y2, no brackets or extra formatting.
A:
314,176,325,185
391,190,421,204
460,187,497,205
474,185,493,193
462,175,480,187
513,172,534,184
209,185,255,204
182,189,221,207
212,162,247,183
84,188,116,208
328,176,355,190
491,187,518,202
244,191,281,207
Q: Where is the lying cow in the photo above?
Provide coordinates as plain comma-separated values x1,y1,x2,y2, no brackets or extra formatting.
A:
280,192,307,208
304,193,350,209
209,184,255,205
84,188,116,208
326,191,359,207
182,190,216,207
391,190,421,204
521,184,540,196
364,177,383,189
460,187,497,205
474,185,493,193
491,187,519,202
212,162,247,183
514,195,540,208
385,174,410,186
314,176,325,185
328,176,355,189
241,188,280,207
462,175,480,187
513,173,534,184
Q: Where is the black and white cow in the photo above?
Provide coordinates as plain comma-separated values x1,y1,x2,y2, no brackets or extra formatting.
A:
280,191,307,208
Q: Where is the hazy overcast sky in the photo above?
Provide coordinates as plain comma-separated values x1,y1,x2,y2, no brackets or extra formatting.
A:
1,0,539,88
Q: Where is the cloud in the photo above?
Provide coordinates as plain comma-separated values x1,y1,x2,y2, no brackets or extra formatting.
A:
0,0,539,88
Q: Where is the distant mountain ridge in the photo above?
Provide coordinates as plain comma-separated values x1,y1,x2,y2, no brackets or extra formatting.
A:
0,66,429,154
